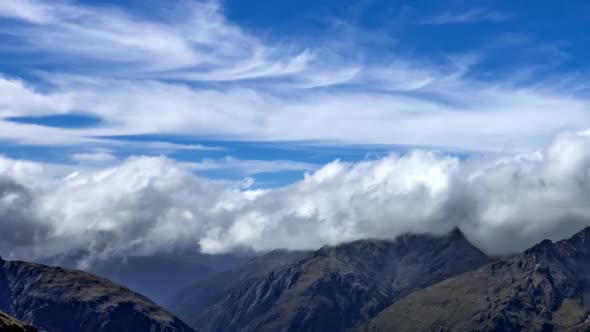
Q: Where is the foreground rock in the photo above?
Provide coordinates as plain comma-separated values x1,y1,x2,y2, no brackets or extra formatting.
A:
0,312,36,332
0,258,195,332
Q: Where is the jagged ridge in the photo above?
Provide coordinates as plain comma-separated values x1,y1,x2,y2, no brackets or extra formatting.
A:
191,228,490,332
363,226,590,332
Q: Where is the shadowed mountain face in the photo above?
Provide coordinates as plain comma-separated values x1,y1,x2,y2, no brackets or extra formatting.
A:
0,258,195,332
184,228,490,332
363,226,590,332
167,249,310,322
0,312,37,332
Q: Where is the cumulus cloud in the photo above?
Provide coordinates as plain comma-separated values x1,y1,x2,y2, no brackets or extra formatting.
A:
1,134,590,264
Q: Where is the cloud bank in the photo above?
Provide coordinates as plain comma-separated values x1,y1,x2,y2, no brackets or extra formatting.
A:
1,134,590,264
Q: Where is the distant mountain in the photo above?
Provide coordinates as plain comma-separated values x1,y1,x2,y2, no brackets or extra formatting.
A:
42,252,250,305
186,228,490,332
0,312,36,332
0,257,195,332
167,249,310,322
363,226,590,332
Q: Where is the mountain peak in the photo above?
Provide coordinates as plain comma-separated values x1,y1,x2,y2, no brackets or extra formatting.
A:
448,226,466,241
523,238,555,259
564,225,590,248
190,229,490,332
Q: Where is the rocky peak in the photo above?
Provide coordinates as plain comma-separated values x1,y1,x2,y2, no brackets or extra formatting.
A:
561,225,590,251
524,238,554,256
191,228,490,332
448,226,467,241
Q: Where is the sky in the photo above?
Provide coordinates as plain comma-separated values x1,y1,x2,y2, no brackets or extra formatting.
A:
1,0,590,264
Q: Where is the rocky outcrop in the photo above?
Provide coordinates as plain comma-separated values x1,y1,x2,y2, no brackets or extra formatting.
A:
0,312,36,332
0,257,195,332
362,226,590,332
167,249,309,322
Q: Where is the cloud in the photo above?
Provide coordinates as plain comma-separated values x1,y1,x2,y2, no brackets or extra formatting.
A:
0,177,51,257
0,2,587,153
183,157,318,175
72,152,117,164
420,9,509,25
0,0,310,79
1,134,590,263
1,1,590,265
1,72,589,152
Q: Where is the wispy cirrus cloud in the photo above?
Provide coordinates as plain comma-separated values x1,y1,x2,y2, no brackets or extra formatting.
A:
0,1,588,166
183,157,318,175
0,69,589,153
420,9,509,25
0,0,311,80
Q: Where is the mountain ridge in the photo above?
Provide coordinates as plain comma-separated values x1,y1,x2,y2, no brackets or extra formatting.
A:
0,311,37,332
186,227,490,331
0,257,195,332
362,225,590,332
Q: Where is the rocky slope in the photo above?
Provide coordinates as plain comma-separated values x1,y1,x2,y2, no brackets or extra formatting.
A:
0,257,195,332
363,226,590,332
0,312,36,332
191,228,490,332
167,249,309,322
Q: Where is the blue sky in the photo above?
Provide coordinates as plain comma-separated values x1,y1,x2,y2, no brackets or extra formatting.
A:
0,0,589,187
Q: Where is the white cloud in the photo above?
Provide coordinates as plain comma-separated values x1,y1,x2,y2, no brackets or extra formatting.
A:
0,0,310,78
1,73,589,152
0,2,587,153
1,134,590,263
421,9,509,25
0,0,55,23
183,157,318,175
1,1,590,265
72,152,117,164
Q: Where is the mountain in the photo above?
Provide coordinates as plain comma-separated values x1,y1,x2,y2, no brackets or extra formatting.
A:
363,226,590,332
0,257,195,332
187,228,490,332
80,256,215,305
0,312,36,332
167,249,310,322
42,252,250,306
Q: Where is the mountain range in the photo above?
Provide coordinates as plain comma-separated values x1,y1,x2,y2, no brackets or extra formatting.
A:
5,226,590,331
172,228,490,332
362,227,590,331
